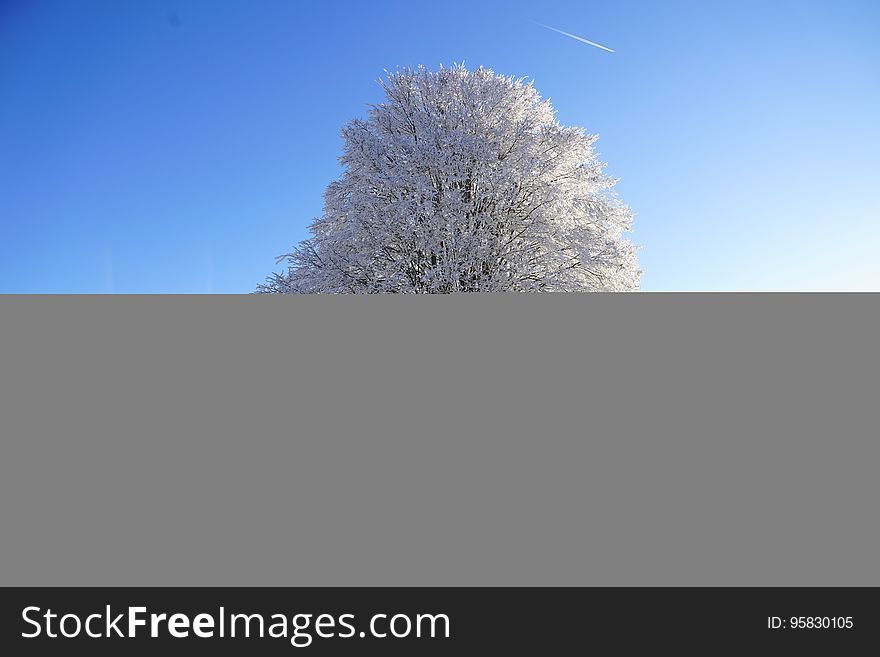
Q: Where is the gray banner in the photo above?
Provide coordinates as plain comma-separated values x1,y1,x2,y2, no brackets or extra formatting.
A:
1,294,877,586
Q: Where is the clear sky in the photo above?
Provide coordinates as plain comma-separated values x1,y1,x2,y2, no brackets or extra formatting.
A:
2,0,878,292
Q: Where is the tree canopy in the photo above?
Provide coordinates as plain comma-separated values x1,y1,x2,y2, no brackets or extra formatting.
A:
260,65,639,293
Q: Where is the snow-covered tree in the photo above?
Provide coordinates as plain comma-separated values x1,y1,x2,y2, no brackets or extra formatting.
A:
260,64,639,293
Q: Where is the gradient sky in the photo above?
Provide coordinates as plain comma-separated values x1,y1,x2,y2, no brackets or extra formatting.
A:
2,0,879,292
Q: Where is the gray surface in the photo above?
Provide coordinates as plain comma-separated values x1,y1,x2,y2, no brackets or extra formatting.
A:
0,294,878,586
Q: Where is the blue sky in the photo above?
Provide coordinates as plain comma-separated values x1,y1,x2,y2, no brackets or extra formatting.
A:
1,0,878,292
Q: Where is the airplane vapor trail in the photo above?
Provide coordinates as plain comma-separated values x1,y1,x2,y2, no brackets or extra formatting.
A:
537,23,615,53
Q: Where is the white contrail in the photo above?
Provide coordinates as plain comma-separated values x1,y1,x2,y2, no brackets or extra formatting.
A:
537,23,615,53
